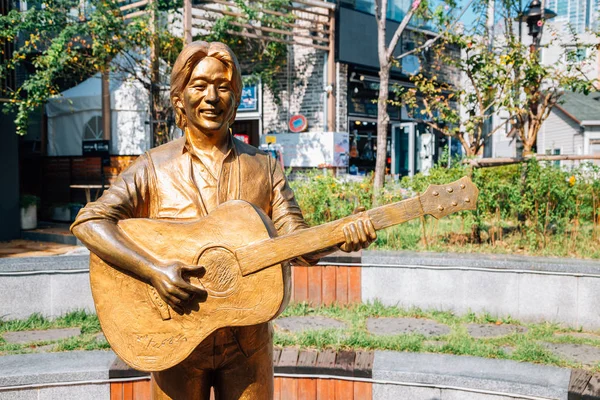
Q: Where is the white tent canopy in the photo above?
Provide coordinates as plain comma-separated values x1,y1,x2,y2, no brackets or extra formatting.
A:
46,68,151,156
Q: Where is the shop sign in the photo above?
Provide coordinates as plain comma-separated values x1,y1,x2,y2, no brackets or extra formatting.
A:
238,83,258,112
289,115,308,133
82,139,110,166
82,139,109,156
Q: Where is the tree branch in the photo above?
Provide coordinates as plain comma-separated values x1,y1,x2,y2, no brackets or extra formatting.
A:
396,0,476,61
386,7,417,60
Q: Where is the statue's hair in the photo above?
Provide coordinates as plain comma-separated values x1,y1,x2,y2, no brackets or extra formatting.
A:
170,41,242,130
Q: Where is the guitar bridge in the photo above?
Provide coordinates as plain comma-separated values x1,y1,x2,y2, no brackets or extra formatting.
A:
147,285,171,321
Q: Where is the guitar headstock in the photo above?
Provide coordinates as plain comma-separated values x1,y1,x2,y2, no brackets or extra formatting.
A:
420,176,479,219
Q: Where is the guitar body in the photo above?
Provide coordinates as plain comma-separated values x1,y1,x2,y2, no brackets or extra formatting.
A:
90,200,290,372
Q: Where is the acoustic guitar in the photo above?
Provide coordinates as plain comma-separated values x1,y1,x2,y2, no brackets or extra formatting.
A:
90,176,478,372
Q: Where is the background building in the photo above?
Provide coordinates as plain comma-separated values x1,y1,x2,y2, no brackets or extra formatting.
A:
547,0,599,33
257,0,460,176
0,0,20,241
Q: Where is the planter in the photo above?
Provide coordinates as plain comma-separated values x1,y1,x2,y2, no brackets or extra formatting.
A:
52,206,71,222
20,205,37,230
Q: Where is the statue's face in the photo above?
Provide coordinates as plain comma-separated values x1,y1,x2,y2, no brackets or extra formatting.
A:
183,57,236,136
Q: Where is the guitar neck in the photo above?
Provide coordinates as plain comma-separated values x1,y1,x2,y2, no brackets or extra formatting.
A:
236,196,424,276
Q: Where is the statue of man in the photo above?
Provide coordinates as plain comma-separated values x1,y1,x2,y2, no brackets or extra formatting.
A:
72,41,375,400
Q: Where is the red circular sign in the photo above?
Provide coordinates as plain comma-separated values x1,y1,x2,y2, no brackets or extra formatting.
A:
289,115,308,133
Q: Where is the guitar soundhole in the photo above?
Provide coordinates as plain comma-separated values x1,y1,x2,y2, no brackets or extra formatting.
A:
192,247,240,298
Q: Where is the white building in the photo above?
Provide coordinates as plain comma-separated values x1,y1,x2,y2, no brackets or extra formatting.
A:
538,90,600,167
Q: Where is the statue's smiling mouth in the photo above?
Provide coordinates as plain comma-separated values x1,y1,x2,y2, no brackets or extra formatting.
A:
200,109,222,117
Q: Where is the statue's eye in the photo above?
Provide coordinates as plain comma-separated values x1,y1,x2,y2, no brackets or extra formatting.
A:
219,85,230,92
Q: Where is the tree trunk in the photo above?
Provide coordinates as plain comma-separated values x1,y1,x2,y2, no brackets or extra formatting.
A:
373,63,390,199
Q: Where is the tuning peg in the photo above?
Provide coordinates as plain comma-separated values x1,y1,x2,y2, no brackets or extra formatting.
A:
438,205,444,211
446,187,453,193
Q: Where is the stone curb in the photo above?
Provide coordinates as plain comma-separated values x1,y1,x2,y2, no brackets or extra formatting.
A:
0,351,114,387
3,249,600,275
21,230,80,246
0,251,357,274
363,250,600,275
0,255,89,273
373,351,569,399
2,349,599,399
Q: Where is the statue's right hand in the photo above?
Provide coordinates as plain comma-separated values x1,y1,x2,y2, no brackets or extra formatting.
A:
149,261,207,313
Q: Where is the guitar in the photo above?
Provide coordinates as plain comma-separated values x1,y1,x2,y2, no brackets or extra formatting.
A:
89,176,478,372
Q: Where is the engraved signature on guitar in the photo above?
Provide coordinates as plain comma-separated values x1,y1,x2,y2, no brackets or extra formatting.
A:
136,333,188,350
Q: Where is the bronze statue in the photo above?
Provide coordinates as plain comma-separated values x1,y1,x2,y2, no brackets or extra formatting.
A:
73,41,478,400
72,41,380,400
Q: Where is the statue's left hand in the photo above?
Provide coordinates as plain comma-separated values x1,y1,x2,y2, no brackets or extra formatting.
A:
339,206,377,253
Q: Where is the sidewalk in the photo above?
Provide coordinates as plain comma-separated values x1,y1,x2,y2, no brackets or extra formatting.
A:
0,240,81,258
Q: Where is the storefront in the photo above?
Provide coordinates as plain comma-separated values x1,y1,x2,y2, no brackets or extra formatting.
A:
347,68,452,178
231,78,261,147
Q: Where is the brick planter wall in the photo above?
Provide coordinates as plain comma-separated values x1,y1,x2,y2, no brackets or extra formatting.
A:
109,377,373,400
109,347,375,400
291,252,362,305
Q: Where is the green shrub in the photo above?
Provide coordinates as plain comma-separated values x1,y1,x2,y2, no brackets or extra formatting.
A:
289,160,600,256
20,194,39,209
289,170,373,226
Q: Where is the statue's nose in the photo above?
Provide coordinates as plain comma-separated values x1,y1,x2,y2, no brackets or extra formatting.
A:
205,85,218,104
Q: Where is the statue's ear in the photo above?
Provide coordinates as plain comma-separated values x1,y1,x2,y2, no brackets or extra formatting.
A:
173,97,184,111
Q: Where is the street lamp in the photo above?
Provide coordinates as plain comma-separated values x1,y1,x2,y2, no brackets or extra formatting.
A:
516,0,557,42
514,0,557,156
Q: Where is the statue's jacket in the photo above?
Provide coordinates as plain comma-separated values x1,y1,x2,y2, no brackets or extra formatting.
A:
72,135,309,357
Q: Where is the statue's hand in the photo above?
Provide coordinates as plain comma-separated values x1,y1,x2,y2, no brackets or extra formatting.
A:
339,206,377,253
149,262,207,313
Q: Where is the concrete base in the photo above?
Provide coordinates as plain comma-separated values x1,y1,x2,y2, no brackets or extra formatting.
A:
0,349,577,400
373,351,570,399
0,255,94,320
362,251,600,330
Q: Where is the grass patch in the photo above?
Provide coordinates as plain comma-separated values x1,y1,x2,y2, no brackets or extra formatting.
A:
276,302,600,372
2,305,600,372
371,217,600,260
0,310,105,355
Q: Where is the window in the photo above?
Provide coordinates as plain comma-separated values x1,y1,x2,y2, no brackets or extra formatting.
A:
83,116,103,141
347,0,429,26
565,47,587,64
591,139,600,166
553,148,561,167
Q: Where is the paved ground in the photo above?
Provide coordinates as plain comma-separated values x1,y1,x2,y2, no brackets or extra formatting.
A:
466,323,528,338
3,314,600,369
274,316,347,332
367,317,451,337
3,328,81,344
555,332,600,341
0,240,81,258
541,342,600,366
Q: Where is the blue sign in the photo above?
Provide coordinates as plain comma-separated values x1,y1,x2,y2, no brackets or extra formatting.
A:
238,84,258,112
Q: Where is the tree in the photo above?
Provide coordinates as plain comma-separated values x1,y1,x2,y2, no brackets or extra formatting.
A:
398,32,514,157
372,0,471,195
373,0,423,193
500,23,597,155
401,0,598,159
200,0,293,98
0,0,293,143
0,0,159,137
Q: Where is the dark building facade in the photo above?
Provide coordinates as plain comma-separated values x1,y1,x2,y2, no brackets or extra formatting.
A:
0,0,20,241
